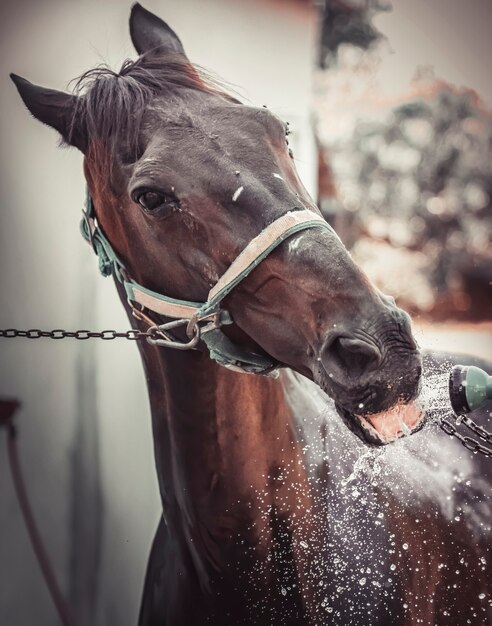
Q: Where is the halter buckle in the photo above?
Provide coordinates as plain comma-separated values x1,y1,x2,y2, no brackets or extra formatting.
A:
186,310,225,338
129,300,156,328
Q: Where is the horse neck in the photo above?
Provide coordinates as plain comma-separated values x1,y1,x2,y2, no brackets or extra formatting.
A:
145,345,316,542
127,304,320,609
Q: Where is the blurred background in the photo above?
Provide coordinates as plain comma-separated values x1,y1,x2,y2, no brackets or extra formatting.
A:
315,0,492,328
314,0,492,363
0,1,490,625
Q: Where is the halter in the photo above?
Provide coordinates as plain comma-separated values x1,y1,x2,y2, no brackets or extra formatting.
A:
80,190,334,374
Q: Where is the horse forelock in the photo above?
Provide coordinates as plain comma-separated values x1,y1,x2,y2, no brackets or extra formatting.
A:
70,51,240,165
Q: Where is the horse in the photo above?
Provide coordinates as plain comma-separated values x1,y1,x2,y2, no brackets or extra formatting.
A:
11,4,491,624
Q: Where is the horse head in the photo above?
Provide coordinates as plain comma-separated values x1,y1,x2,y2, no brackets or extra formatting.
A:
11,3,423,446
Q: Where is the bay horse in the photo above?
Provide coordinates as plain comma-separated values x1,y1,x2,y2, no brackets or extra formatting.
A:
11,4,491,624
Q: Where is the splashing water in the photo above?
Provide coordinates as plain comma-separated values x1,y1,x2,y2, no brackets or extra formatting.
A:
267,365,492,625
415,369,453,424
225,363,491,624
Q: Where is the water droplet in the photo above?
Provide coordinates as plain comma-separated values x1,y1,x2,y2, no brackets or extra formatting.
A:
479,593,486,600
390,564,396,571
400,420,411,435
402,543,409,550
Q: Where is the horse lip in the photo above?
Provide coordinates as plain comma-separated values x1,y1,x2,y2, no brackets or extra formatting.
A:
335,402,427,446
335,404,384,446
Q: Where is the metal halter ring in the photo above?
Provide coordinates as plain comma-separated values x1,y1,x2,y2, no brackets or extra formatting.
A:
146,319,201,350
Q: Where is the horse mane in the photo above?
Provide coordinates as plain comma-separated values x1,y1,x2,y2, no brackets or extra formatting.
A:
69,51,240,159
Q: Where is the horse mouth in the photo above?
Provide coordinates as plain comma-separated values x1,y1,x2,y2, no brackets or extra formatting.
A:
336,401,426,446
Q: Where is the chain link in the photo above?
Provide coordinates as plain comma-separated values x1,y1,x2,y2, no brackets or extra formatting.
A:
0,327,154,341
459,414,492,444
0,317,203,350
439,415,492,458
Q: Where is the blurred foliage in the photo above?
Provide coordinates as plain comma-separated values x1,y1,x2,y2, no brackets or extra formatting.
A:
316,3,492,320
318,0,391,69
322,86,492,319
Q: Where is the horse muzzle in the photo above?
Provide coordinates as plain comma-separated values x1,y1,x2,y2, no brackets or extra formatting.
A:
314,324,424,445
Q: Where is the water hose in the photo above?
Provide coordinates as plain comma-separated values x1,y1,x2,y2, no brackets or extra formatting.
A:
449,365,492,415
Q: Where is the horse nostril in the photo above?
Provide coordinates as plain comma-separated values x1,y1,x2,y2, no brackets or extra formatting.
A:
328,336,382,376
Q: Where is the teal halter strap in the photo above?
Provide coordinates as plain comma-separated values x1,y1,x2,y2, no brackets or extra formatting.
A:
80,190,334,374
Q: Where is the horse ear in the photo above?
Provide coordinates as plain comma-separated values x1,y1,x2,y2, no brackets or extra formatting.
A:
130,3,186,57
10,73,86,152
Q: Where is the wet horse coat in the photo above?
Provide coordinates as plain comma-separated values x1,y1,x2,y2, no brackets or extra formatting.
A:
11,4,491,624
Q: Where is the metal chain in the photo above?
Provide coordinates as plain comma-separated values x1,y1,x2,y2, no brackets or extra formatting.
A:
4,327,492,458
440,415,492,458
458,413,492,444
0,327,154,341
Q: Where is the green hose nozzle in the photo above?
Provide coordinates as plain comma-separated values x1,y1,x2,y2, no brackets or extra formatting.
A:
449,365,492,415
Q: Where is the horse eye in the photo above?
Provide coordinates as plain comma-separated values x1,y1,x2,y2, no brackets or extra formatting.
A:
137,191,165,211
132,189,180,216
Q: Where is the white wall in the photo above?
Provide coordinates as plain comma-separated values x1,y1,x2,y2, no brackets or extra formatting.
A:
0,2,317,625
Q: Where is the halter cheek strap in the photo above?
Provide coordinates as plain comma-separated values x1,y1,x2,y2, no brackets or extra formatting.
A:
80,191,334,374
